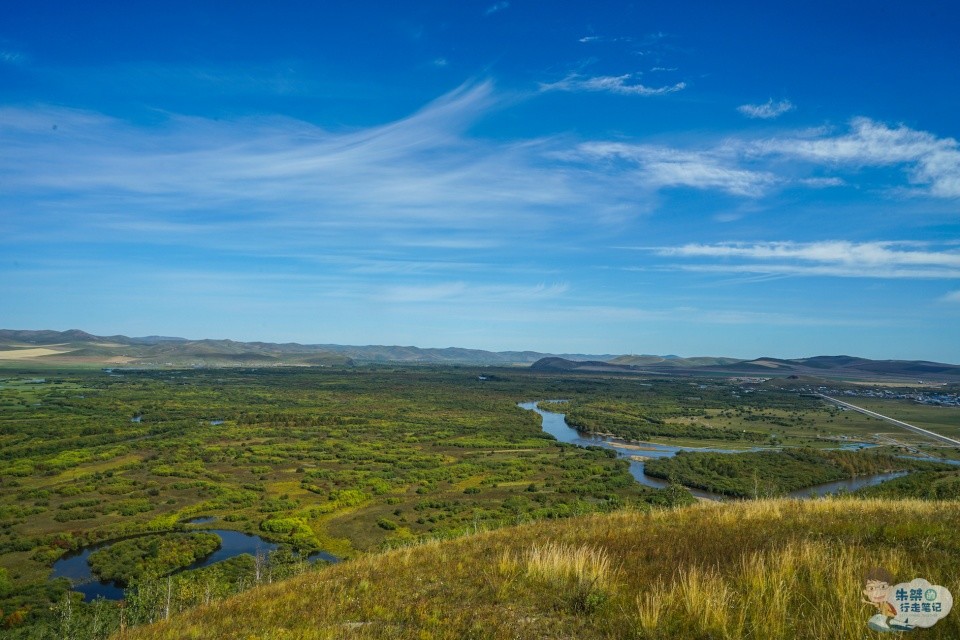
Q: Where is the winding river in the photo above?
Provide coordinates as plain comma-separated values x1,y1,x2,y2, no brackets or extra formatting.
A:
52,519,338,602
519,400,909,501
54,402,937,601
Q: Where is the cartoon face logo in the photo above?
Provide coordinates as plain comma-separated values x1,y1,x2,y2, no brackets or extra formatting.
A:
863,568,954,633
863,576,891,606
863,567,898,631
863,568,894,606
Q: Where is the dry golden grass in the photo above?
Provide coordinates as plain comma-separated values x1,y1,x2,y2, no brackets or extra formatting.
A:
115,498,960,640
520,542,613,590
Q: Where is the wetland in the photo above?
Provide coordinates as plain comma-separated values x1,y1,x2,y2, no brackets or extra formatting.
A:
1,366,958,636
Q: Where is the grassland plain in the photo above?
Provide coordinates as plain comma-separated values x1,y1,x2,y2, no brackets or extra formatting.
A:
2,366,958,637
114,498,960,640
0,367,673,635
561,386,881,446
836,397,960,441
560,381,960,460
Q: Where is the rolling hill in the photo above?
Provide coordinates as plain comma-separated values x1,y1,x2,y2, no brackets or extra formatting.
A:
530,354,960,382
0,329,612,368
2,329,959,381
116,498,960,640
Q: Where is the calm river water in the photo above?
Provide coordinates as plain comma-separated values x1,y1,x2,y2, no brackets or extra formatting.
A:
519,400,908,501
54,403,925,601
52,520,338,602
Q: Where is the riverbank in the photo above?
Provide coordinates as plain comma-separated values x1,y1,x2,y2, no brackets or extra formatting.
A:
52,527,339,602
521,400,932,501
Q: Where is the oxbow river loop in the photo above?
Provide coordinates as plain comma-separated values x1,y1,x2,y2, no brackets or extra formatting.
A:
51,520,338,602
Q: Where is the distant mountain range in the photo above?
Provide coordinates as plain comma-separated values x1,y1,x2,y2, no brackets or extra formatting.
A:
1,329,958,382
0,329,612,367
530,355,960,383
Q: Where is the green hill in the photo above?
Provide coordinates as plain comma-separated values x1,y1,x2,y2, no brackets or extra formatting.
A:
609,354,742,368
3,330,960,379
116,498,960,640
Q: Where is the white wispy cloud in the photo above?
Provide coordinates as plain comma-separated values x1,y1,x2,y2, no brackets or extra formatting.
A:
5,79,960,274
380,281,568,304
940,291,960,303
0,42,28,65
750,117,960,197
15,78,823,262
539,73,686,96
381,282,469,303
519,304,867,327
576,35,637,44
574,142,776,196
798,177,845,188
654,241,960,279
738,99,794,119
0,81,606,247
485,1,509,15
567,116,960,200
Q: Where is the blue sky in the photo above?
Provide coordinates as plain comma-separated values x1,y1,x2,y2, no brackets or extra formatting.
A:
2,1,959,361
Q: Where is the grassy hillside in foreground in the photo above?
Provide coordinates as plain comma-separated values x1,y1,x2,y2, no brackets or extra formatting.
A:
116,498,960,640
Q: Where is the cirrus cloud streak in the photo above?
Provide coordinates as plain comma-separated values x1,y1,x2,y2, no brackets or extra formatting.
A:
539,73,686,96
738,99,794,119
654,241,960,279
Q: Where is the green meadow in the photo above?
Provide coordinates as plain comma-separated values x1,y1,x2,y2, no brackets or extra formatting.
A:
1,366,958,638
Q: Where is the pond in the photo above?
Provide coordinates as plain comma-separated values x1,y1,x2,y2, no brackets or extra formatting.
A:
52,527,338,602
520,400,907,501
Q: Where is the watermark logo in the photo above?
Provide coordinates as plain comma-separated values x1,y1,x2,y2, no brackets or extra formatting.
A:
863,568,953,632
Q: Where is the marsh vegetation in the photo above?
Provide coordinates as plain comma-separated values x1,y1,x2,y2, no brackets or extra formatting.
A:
0,366,957,637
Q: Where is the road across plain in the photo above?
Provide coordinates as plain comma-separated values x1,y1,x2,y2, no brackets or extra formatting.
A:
817,394,960,447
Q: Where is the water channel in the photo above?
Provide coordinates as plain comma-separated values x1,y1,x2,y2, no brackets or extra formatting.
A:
52,518,338,602
519,400,910,501
54,403,933,601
